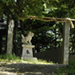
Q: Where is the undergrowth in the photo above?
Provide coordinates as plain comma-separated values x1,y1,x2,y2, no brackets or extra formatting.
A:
0,54,54,64
55,60,75,75
0,54,20,62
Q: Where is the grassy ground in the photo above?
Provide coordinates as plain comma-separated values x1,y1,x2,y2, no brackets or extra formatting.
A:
0,54,55,65
0,55,65,75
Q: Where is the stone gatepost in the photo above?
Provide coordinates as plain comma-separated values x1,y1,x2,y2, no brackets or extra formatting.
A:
62,22,70,64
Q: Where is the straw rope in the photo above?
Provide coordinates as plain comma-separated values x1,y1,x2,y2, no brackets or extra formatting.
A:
19,16,75,28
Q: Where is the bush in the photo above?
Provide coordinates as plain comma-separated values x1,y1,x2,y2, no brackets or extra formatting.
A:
0,54,20,61
55,60,75,75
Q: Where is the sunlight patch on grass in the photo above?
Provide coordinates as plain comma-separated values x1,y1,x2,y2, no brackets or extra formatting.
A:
0,54,55,64
22,59,55,64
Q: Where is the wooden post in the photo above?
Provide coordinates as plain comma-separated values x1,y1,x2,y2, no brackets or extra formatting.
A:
62,22,70,64
7,20,14,55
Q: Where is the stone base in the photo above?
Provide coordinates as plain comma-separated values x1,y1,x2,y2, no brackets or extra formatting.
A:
22,44,35,48
21,57,37,60
21,44,37,61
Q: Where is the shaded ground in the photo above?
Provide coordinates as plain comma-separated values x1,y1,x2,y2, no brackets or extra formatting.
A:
0,62,66,75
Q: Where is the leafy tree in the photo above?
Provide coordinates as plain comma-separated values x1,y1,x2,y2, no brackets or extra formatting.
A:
0,0,47,19
0,0,75,55
1,0,75,19
0,0,47,55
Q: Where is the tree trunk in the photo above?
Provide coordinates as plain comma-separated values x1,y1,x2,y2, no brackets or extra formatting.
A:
13,21,18,55
20,20,25,35
7,20,14,55
0,34,2,54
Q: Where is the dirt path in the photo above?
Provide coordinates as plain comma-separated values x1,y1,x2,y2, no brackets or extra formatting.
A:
0,62,66,75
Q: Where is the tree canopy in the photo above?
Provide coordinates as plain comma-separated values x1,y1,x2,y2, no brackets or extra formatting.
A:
0,0,75,20
0,0,47,19
0,0,75,55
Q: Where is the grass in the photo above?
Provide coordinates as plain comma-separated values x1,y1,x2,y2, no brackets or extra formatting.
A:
22,59,55,64
0,54,55,64
0,54,21,62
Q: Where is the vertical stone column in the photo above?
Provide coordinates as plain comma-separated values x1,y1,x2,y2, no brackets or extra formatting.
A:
62,22,70,64
7,20,14,55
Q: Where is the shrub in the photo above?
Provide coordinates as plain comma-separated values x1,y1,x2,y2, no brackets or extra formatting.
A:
55,60,75,75
0,54,20,61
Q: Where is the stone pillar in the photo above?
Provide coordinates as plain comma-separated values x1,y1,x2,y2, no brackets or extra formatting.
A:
7,20,14,55
62,22,70,64
21,44,37,60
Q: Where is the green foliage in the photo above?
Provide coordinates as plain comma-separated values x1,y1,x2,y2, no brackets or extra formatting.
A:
1,0,75,55
55,60,75,75
0,0,75,19
0,54,54,64
0,54,20,61
13,19,63,53
0,0,47,19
